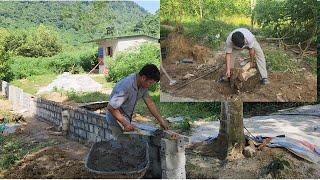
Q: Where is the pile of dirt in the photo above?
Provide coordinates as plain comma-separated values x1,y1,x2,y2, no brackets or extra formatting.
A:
2,147,109,179
38,73,102,94
186,147,320,179
161,32,216,64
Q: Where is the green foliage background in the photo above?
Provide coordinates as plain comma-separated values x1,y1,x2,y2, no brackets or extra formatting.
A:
0,1,160,81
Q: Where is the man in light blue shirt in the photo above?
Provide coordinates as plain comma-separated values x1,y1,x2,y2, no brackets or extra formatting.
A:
106,64,168,132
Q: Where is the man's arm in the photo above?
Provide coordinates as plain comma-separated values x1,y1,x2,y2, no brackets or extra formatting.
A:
107,105,134,131
248,48,255,68
225,53,232,77
143,94,169,130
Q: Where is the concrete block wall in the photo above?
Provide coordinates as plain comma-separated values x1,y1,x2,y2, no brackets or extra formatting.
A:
0,80,187,179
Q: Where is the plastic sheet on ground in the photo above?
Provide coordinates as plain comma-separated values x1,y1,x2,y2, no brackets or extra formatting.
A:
268,137,320,164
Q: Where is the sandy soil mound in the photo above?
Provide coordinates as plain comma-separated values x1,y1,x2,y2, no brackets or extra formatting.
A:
38,73,102,94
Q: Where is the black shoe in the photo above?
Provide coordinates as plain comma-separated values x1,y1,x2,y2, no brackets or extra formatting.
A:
261,78,270,85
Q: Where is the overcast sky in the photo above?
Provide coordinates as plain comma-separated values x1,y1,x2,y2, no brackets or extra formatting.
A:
131,0,159,14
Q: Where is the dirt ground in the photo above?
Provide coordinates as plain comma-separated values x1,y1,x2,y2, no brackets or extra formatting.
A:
186,147,320,179
160,32,317,102
0,98,114,178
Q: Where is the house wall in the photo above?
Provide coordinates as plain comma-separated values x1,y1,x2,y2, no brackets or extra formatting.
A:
98,36,156,74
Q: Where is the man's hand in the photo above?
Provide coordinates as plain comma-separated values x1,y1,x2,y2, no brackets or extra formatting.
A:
144,94,169,130
250,61,254,69
226,69,231,78
123,123,135,132
237,57,244,63
160,119,169,130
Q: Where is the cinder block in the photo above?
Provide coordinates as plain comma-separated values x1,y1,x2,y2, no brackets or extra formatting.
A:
162,168,186,179
160,153,186,170
97,119,103,127
92,117,97,124
70,126,75,133
87,132,96,142
89,124,94,132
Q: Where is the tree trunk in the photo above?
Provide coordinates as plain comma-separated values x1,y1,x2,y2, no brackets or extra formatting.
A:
196,98,245,160
219,100,245,159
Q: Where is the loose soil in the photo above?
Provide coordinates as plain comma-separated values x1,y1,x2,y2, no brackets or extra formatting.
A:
186,147,320,179
160,32,317,102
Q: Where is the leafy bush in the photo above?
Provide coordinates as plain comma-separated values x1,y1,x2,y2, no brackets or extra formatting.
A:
106,42,160,84
254,0,318,45
9,48,97,79
0,49,12,81
0,25,61,58
182,19,239,48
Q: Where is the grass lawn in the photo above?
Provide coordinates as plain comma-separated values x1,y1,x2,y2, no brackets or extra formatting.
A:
10,74,57,95
90,75,115,89
0,135,58,171
135,91,220,121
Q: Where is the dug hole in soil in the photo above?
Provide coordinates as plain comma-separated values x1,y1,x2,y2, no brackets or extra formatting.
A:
160,32,316,102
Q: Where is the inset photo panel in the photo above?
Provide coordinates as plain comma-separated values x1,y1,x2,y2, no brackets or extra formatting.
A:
159,0,317,102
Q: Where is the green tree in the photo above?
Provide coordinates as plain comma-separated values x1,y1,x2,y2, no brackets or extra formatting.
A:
17,25,61,57
254,0,318,45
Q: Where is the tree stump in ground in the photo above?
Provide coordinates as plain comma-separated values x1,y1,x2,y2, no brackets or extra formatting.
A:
230,61,257,93
195,98,245,160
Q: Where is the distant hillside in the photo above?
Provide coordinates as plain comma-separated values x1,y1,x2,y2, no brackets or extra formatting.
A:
0,1,159,42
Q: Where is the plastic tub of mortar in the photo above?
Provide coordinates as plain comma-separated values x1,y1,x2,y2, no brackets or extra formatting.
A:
85,135,149,179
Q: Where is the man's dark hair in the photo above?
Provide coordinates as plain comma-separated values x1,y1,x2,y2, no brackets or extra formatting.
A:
231,31,245,48
139,64,160,82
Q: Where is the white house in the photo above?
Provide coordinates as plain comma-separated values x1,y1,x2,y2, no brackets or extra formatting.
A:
87,35,158,74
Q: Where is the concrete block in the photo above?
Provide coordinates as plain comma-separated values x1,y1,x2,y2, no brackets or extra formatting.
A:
89,124,94,132
102,121,109,129
108,124,122,137
69,110,75,118
87,132,97,142
162,168,186,179
80,122,85,129
160,138,186,179
161,153,186,170
98,127,104,137
94,126,100,135
70,126,74,133
79,129,86,138
92,117,97,124
160,139,184,154
83,114,88,122
97,119,103,127
104,129,113,140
